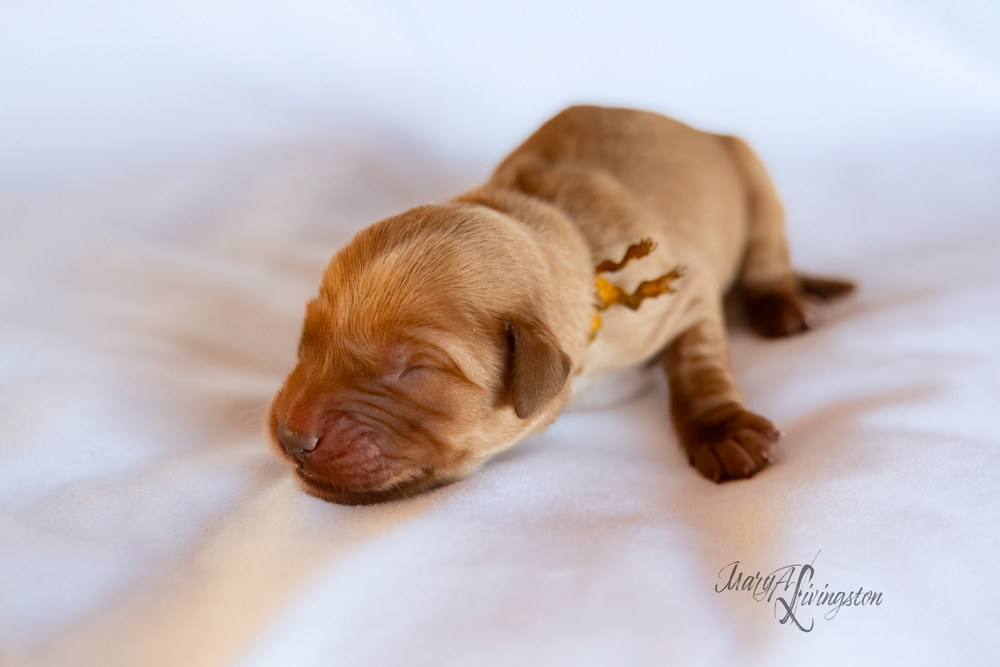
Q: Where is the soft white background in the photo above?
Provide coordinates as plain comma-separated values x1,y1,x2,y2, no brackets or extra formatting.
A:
1,2,999,666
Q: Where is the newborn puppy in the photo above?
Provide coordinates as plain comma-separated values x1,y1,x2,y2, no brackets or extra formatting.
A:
268,106,853,504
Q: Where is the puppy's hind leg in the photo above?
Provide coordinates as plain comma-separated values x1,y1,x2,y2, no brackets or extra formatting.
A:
721,135,854,338
661,314,780,483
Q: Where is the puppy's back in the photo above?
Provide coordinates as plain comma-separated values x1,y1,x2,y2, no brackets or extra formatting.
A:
491,106,750,286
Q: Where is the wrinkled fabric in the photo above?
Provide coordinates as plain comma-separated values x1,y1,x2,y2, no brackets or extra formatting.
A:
2,2,999,666
3,138,998,667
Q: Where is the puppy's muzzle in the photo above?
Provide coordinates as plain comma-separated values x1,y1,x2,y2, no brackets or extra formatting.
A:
275,410,400,493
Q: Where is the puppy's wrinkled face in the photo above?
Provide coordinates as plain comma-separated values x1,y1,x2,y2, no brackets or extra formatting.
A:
267,205,571,505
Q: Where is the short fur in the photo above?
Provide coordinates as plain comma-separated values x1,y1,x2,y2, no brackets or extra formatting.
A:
268,106,853,504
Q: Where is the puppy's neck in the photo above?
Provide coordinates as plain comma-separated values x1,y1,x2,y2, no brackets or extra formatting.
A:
451,184,596,372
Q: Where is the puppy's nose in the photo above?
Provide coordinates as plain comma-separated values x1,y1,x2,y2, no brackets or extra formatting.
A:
277,422,319,463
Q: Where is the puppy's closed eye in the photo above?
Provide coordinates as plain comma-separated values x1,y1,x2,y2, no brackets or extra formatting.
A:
395,363,440,382
398,363,430,377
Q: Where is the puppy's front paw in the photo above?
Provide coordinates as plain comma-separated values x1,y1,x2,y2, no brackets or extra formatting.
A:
685,409,780,483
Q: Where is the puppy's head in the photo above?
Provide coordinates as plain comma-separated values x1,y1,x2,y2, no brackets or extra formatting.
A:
268,204,572,504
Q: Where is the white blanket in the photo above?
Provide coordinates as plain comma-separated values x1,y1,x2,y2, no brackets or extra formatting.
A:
2,2,999,665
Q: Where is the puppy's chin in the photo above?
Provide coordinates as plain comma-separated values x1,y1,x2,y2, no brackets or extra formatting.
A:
293,467,451,506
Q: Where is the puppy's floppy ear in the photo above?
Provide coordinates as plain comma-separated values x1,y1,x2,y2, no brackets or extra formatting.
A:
503,313,572,419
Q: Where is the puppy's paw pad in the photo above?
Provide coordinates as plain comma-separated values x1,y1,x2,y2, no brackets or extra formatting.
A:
687,410,780,482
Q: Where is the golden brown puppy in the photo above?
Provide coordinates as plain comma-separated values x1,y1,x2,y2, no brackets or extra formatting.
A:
268,106,853,504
